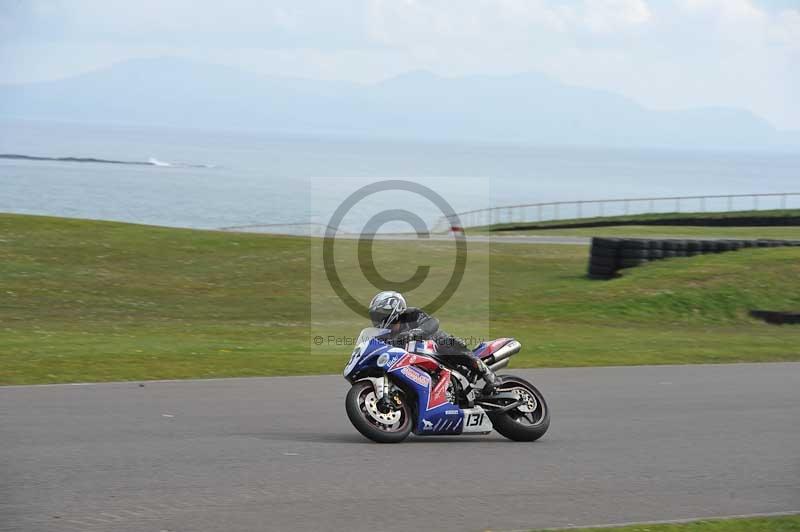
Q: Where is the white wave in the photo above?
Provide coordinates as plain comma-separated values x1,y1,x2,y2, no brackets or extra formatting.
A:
148,157,218,168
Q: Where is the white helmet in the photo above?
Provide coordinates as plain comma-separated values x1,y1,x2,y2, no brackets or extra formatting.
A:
368,291,406,328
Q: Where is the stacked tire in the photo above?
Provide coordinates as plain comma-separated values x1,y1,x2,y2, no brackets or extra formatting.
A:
588,238,621,279
619,239,649,269
587,237,800,280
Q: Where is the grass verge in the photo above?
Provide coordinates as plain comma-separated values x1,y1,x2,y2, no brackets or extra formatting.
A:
531,515,800,532
476,208,800,235
1,213,799,384
491,225,800,239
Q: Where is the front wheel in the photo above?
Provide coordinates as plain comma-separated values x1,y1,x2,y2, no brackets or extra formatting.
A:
345,381,413,443
488,376,550,442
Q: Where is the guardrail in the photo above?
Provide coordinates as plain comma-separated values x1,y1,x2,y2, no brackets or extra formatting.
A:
218,222,341,236
434,192,800,232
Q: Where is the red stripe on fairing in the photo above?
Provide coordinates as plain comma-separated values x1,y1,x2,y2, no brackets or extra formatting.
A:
412,355,440,372
389,352,439,372
427,369,451,410
476,338,513,359
391,353,451,411
389,353,414,370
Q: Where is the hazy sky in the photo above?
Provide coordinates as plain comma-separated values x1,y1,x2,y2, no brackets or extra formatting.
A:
1,0,798,129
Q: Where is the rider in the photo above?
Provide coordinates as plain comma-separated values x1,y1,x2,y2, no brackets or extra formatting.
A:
368,290,499,394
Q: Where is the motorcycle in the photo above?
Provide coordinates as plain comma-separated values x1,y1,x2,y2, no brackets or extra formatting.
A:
343,327,549,443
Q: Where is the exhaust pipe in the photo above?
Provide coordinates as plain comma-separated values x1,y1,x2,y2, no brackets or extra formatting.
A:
488,358,509,372
486,341,521,366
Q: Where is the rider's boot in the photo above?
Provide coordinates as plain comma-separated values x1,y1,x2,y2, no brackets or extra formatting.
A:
475,358,500,395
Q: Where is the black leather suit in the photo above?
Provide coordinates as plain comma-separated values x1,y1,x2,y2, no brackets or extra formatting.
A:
386,307,482,373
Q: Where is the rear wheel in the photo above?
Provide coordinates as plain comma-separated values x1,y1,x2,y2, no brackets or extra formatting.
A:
489,376,550,442
345,381,413,443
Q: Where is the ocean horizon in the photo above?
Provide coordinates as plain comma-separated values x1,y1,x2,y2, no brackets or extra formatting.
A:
2,119,799,234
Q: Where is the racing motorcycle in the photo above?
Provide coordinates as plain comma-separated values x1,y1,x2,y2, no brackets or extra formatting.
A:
343,328,549,443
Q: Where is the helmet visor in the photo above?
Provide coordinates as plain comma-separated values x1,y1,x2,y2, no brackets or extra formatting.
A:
369,308,391,327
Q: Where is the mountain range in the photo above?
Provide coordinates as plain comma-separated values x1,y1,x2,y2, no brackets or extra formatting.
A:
1,57,795,150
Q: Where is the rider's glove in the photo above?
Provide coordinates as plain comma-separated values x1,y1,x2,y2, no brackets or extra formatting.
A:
407,328,425,340
394,328,424,345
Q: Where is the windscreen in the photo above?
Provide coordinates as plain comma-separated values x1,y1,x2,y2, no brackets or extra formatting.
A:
356,327,391,345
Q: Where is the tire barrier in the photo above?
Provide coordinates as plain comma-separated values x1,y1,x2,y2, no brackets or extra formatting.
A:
587,237,800,279
749,310,800,325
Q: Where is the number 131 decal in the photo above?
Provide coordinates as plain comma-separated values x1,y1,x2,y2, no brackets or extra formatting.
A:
465,413,485,427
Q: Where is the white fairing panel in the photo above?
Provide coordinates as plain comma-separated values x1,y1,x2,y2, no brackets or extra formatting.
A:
460,406,493,433
356,327,391,345
343,328,392,378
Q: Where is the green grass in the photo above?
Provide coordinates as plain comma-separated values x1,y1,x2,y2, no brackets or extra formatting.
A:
1,213,799,385
532,515,800,532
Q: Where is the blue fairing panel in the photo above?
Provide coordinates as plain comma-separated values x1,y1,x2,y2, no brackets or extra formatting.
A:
390,364,464,435
417,407,465,435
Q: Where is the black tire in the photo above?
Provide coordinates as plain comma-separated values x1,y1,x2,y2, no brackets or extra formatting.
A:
663,250,678,258
648,240,664,250
590,255,618,268
590,246,619,258
649,249,664,259
621,239,648,250
588,265,617,277
619,258,648,268
701,241,715,252
621,249,649,259
489,376,550,442
345,381,413,443
663,240,678,251
591,237,621,249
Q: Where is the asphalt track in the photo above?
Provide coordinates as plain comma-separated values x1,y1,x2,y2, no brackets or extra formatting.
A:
2,363,798,532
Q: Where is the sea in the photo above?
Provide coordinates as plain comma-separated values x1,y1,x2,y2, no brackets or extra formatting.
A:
1,119,799,234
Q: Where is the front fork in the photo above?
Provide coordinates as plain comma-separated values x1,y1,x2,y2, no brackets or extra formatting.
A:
357,375,396,412
375,375,392,412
